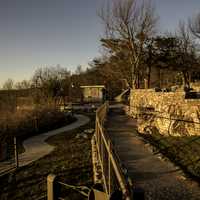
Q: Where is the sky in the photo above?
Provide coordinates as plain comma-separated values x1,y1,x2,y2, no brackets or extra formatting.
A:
0,0,200,86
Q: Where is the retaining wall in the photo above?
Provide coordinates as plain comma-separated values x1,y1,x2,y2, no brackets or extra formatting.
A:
129,89,200,136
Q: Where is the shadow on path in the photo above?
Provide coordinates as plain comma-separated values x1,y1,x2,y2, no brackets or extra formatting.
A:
106,106,200,200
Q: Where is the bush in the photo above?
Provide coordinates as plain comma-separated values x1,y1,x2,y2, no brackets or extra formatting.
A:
0,107,76,141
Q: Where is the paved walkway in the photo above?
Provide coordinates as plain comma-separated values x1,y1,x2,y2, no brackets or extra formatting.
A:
107,107,200,200
0,114,89,173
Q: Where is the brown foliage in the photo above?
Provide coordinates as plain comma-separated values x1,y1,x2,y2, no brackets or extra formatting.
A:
0,107,75,141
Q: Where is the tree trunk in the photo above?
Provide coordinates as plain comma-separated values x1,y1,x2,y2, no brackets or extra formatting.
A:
132,72,140,89
182,71,190,90
147,65,151,88
158,68,161,88
137,72,140,89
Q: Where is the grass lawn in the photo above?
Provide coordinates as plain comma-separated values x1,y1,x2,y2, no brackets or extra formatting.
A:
143,130,200,181
0,113,95,200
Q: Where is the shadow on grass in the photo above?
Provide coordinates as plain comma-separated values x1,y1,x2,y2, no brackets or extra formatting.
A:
142,129,200,183
0,113,95,200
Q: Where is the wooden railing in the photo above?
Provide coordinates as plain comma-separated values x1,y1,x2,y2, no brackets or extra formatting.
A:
95,102,132,199
47,102,132,200
47,174,90,200
0,137,19,177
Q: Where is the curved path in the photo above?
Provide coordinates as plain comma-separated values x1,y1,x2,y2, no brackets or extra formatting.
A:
0,114,89,174
19,114,90,167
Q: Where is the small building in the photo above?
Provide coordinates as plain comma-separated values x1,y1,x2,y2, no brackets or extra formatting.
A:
80,85,106,103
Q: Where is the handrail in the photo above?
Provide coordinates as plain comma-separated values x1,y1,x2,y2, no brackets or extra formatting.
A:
46,102,132,200
95,102,132,199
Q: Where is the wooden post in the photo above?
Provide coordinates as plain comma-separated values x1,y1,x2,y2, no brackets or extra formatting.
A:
96,119,98,143
101,132,104,168
108,140,111,195
34,116,39,133
47,174,57,200
98,121,101,151
14,137,19,168
97,123,100,149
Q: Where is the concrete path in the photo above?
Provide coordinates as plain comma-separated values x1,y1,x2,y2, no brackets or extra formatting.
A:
106,107,200,200
0,114,89,173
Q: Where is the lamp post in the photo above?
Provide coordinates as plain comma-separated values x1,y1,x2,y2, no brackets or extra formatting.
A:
69,83,74,115
34,75,42,132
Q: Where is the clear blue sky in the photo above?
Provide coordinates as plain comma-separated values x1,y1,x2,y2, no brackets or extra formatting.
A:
0,0,200,86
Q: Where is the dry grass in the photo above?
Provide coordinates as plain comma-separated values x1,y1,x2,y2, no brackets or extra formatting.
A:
143,130,200,181
0,113,95,200
0,107,75,141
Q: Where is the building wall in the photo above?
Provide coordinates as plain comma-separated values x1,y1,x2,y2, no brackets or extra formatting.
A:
191,82,200,92
129,89,200,136
82,87,103,102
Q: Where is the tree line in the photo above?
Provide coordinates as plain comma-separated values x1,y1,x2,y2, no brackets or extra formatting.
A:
95,0,200,91
2,0,200,101
70,0,200,97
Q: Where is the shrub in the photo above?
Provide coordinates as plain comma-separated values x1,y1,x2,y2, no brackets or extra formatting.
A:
0,107,76,141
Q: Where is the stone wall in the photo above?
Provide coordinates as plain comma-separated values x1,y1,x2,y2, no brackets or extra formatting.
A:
129,89,200,136
191,82,200,92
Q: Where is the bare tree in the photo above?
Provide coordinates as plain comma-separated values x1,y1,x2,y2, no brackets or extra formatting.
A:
15,80,31,89
176,21,198,89
189,12,200,39
99,0,157,88
2,78,14,90
31,66,70,106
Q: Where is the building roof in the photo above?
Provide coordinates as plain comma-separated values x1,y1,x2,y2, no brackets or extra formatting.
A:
80,85,105,89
